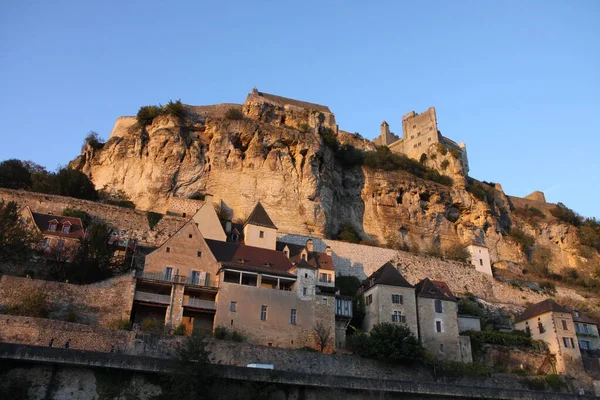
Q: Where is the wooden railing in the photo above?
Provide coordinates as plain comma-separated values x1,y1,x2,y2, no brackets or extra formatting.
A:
183,298,216,310
134,291,171,305
136,270,218,288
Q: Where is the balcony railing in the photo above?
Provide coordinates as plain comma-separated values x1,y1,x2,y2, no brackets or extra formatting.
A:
136,270,218,288
134,291,171,305
183,298,216,310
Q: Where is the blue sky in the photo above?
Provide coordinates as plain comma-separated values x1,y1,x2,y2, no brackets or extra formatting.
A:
1,0,598,218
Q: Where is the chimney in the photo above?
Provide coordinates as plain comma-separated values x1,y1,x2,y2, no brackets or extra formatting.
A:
306,239,314,252
204,194,213,204
325,246,331,256
225,220,232,234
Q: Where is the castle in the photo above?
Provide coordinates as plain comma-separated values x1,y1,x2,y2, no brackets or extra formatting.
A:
374,107,470,173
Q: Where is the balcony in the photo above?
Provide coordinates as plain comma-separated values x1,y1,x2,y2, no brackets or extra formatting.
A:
134,291,171,305
183,298,216,311
136,270,218,289
335,299,353,318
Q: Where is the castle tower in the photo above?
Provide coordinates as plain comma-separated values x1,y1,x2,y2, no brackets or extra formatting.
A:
381,121,390,139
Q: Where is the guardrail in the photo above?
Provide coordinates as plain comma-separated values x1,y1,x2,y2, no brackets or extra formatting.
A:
135,270,218,288
134,291,171,305
183,298,216,310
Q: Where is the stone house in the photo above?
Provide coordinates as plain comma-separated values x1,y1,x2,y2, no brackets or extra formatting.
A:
167,194,227,241
466,243,492,276
373,107,469,173
415,278,462,361
571,309,600,353
358,262,419,339
514,299,583,375
134,201,349,351
20,206,85,260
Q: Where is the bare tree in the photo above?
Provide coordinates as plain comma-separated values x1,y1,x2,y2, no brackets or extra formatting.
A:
45,241,78,281
314,321,332,353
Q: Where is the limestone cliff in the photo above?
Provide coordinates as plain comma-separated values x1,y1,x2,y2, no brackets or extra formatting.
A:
70,95,597,273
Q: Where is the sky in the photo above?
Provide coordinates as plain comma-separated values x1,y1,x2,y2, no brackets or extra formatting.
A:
1,0,598,218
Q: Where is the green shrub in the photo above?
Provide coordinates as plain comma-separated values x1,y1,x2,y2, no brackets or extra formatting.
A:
319,127,338,150
141,318,162,333
464,330,547,349
457,298,484,317
509,227,535,251
224,107,244,120
336,144,365,167
337,223,360,243
82,131,105,151
348,323,424,365
173,324,187,336
520,378,547,391
147,211,163,230
444,244,470,262
544,374,566,392
230,331,245,342
419,153,427,164
62,207,91,228
550,202,582,226
578,218,600,251
436,143,448,155
538,281,556,294
6,290,49,318
213,326,229,340
65,310,78,323
104,199,135,208
137,105,162,126
297,123,310,133
110,319,133,331
163,99,186,119
440,159,450,170
466,179,492,202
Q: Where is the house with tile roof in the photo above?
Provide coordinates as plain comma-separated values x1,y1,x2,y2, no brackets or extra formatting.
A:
20,206,85,261
514,299,583,375
415,278,463,361
243,201,278,250
571,309,600,353
358,262,419,339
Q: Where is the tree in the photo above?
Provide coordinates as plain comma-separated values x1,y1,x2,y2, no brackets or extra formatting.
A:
444,244,470,262
314,321,332,353
68,222,118,283
156,334,214,400
350,323,424,365
45,241,79,281
338,223,360,243
55,168,98,200
0,200,41,263
82,131,105,151
0,159,32,189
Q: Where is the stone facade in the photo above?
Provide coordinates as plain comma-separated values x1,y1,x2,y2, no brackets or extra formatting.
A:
515,310,583,375
475,344,551,373
213,280,335,351
244,224,277,250
466,244,493,276
191,197,227,241
362,284,419,338
0,274,135,327
417,297,461,361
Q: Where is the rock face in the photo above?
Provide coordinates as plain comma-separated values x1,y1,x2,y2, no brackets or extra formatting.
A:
70,95,596,272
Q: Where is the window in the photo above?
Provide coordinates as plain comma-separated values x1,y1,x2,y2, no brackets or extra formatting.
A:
574,311,580,317
392,294,402,304
166,247,171,253
561,320,568,330
230,301,237,312
259,231,264,238
392,311,406,323
320,273,329,282
436,321,442,333
197,251,202,258
440,344,444,353
290,309,297,324
435,300,443,313
538,322,545,334
260,305,267,321
563,337,570,348
62,225,70,233
304,273,308,278
165,267,173,281
191,271,200,285
189,234,193,238
302,287,307,296
526,326,531,336
49,223,57,231
301,254,306,261
43,238,51,247
570,338,575,348
479,259,483,266
366,294,373,306
322,297,328,305
182,213,187,218
57,239,64,249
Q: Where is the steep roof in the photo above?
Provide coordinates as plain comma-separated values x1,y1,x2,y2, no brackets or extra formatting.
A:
431,280,456,300
276,241,334,271
360,262,413,292
415,278,456,302
254,91,331,113
244,202,278,230
571,310,599,326
205,239,294,278
30,210,85,240
515,299,569,323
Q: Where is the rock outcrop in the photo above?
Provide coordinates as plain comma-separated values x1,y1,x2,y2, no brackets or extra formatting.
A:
70,93,597,273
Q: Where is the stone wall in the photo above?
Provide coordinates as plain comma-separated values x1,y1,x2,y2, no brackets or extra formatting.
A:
476,344,550,373
0,188,185,246
417,297,461,361
0,274,135,326
0,316,134,352
277,233,548,309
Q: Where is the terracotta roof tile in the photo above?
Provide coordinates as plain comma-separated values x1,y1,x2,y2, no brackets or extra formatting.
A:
31,212,85,240
206,239,293,277
276,241,334,271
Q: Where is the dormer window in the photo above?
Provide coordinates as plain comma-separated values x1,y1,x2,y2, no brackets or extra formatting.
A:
301,254,306,261
48,222,57,231
62,225,71,233
232,234,239,241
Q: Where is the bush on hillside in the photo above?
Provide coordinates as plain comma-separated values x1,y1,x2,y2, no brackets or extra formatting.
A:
82,131,105,151
62,207,91,228
319,127,338,150
509,227,535,251
163,99,186,119
348,323,424,365
137,105,162,127
457,298,484,318
5,290,49,318
147,211,163,230
550,202,582,226
0,159,32,189
224,107,244,120
337,223,361,243
440,159,450,170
